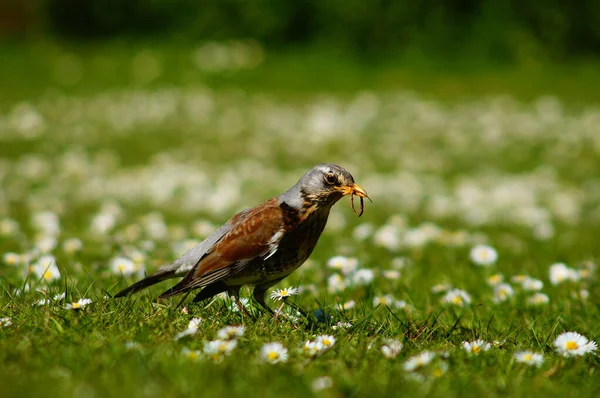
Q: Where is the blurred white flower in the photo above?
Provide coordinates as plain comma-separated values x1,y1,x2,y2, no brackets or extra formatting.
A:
470,245,498,266
549,263,579,285
327,273,346,293
351,269,374,285
514,351,544,367
65,298,93,310
3,252,20,266
110,256,137,276
493,283,514,303
260,342,288,364
381,339,403,359
0,317,12,328
327,256,358,275
62,238,83,254
30,255,61,282
462,340,491,355
442,289,471,307
522,278,543,291
403,351,436,371
431,283,452,293
353,223,374,241
486,273,503,286
204,339,238,362
526,293,550,306
311,376,333,392
217,325,245,340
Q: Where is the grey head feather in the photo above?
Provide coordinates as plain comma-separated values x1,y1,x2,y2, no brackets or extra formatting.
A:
280,163,355,209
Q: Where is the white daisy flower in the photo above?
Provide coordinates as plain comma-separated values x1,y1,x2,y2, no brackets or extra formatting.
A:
260,342,288,364
35,292,66,306
269,286,298,301
383,270,401,280
0,317,12,328
549,263,579,285
487,273,504,286
511,274,529,284
327,256,358,275
351,269,374,285
110,256,137,276
327,273,347,293
514,351,544,367
62,238,83,254
571,289,589,301
302,340,323,357
373,294,396,307
217,325,245,340
204,339,238,361
311,376,333,392
442,289,471,307
431,283,452,293
341,300,356,311
522,278,544,291
493,283,514,303
182,347,202,360
3,252,21,266
29,255,61,282
373,224,401,250
554,332,598,357
65,298,93,310
124,341,141,350
470,244,498,266
403,351,436,371
381,339,403,359
526,293,550,306
316,335,336,350
0,218,19,236
174,318,203,341
462,340,491,355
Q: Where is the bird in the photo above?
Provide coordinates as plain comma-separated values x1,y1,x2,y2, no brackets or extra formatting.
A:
114,163,369,313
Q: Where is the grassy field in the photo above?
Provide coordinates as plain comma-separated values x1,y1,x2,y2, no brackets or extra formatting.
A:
1,42,600,397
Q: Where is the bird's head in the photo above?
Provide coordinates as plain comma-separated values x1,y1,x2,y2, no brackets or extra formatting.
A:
285,164,370,216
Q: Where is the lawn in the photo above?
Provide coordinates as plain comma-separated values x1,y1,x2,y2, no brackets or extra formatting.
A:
1,42,600,398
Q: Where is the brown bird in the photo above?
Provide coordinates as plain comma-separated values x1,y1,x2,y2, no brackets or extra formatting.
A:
114,164,369,313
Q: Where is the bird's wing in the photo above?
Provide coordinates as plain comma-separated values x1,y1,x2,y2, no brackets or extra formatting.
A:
158,199,285,298
114,208,250,297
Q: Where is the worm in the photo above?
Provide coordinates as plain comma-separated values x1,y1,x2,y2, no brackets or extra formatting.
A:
350,193,365,217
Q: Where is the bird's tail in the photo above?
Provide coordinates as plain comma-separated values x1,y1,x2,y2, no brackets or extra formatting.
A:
113,269,176,298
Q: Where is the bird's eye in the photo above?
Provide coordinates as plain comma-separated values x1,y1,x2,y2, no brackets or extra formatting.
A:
324,172,338,185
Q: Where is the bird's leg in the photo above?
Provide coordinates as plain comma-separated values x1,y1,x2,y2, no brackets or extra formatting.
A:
174,291,191,309
229,288,253,319
252,286,275,316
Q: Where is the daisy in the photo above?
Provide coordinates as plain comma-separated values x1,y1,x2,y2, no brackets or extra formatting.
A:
332,321,352,330
62,238,83,254
217,325,245,340
526,293,550,306
182,347,202,360
353,223,374,241
549,263,579,285
373,294,396,307
174,318,203,341
3,252,20,266
341,300,356,310
462,340,491,355
110,256,137,276
327,273,347,293
35,292,66,306
511,274,529,284
470,244,498,266
65,298,93,310
514,351,544,367
204,339,238,361
227,297,250,312
35,235,58,253
403,351,436,371
270,286,298,301
327,256,358,275
522,278,544,291
0,317,12,328
381,339,403,359
441,289,471,307
493,283,514,303
351,269,374,285
316,335,336,350
30,255,61,282
431,283,452,293
311,376,333,392
554,332,598,357
487,273,504,286
383,270,401,280
260,342,288,364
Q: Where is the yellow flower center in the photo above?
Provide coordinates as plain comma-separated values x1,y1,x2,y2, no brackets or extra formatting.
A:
188,352,199,359
118,264,126,272
523,354,532,361
323,339,331,346
432,368,444,378
451,296,463,304
472,345,481,353
280,289,288,296
43,271,53,280
72,303,81,309
566,341,579,350
267,351,279,361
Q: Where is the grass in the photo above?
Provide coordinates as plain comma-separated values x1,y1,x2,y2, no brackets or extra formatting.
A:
1,41,600,397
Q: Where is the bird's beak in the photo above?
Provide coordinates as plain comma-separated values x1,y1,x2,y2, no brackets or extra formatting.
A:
338,183,369,198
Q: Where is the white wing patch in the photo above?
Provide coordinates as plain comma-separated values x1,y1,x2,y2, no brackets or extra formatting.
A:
264,229,285,260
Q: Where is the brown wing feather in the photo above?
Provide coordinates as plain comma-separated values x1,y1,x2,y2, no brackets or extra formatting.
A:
159,198,284,297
